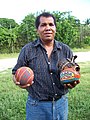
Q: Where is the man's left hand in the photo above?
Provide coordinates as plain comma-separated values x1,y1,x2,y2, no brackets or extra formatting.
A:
64,80,80,89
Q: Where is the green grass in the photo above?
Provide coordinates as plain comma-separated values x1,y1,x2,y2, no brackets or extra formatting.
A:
0,53,19,59
72,46,90,52
0,69,27,120
0,62,90,120
0,46,90,59
68,62,90,120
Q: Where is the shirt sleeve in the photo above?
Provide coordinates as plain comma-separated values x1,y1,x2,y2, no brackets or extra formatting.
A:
63,44,73,60
12,47,27,74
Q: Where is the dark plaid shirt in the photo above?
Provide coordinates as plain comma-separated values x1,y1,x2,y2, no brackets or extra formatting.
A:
12,39,73,100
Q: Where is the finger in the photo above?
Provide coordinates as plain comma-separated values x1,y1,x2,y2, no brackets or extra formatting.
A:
64,84,67,88
73,81,77,86
76,80,80,84
27,84,30,86
32,81,34,84
16,82,20,85
66,83,73,89
73,80,80,86
71,81,77,87
74,81,77,84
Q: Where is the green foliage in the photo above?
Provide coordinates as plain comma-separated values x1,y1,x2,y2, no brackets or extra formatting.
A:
53,11,80,47
83,36,90,45
81,25,90,45
0,11,90,53
0,18,18,53
0,27,17,53
85,18,90,25
17,13,37,48
0,18,18,29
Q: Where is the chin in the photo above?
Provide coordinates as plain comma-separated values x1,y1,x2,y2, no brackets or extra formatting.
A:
45,39,54,44
45,38,53,41
45,37,54,40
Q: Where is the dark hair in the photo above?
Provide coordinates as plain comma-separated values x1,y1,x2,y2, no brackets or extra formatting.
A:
35,12,56,29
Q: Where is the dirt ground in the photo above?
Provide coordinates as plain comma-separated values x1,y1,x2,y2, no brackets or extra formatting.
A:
0,51,90,71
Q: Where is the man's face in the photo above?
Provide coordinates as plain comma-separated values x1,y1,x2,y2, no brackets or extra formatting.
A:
37,16,56,43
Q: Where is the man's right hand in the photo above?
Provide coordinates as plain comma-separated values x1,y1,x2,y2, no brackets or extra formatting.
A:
12,75,20,85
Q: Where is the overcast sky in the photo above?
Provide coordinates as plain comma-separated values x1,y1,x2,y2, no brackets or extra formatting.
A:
0,0,90,24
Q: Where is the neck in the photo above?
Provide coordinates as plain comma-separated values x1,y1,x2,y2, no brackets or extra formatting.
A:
41,40,54,59
41,39,54,47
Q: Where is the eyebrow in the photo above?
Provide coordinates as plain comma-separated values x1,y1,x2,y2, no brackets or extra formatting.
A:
40,22,55,26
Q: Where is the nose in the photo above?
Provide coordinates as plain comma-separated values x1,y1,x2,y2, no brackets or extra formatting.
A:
45,24,51,31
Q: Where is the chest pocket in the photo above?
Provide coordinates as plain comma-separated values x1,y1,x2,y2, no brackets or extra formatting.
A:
26,46,37,69
57,49,70,63
26,47,46,74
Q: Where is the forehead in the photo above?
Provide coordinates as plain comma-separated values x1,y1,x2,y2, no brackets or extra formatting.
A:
39,16,54,24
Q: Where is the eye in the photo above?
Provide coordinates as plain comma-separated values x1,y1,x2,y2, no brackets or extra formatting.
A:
40,23,47,27
49,23,54,26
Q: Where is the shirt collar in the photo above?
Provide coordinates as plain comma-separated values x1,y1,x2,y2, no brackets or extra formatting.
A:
54,40,62,50
34,39,43,47
34,39,62,50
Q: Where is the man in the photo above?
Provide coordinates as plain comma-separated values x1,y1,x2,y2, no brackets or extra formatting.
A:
12,12,80,120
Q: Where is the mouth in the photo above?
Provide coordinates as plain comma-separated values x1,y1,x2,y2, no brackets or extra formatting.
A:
44,32,52,37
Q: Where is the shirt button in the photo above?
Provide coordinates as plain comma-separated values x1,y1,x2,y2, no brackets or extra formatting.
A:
53,83,55,85
50,72,53,75
55,94,57,96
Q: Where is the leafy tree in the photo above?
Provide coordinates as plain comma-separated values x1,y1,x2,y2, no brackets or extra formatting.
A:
0,27,8,46
85,18,90,25
81,23,90,46
0,26,17,53
53,11,80,47
0,11,90,53
0,18,18,29
17,13,37,48
0,18,18,53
